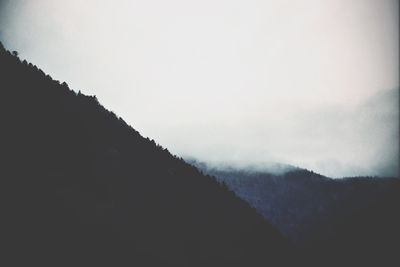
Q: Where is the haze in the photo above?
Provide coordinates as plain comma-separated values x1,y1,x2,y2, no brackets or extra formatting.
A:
0,0,398,177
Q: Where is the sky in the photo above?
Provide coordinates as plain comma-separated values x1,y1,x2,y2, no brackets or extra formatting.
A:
0,0,398,177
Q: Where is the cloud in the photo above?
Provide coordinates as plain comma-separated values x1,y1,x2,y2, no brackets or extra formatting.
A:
0,0,398,177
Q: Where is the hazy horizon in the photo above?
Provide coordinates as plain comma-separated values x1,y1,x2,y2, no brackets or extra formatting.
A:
0,0,398,177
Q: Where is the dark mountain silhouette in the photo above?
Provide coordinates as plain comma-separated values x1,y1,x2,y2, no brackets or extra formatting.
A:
191,160,400,267
0,42,294,267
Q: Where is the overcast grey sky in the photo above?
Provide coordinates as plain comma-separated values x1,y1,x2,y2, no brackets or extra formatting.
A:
0,0,398,177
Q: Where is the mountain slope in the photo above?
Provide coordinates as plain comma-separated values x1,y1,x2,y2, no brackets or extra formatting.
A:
192,160,400,266
0,43,293,267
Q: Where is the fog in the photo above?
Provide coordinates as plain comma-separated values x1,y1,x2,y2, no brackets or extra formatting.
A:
0,0,398,177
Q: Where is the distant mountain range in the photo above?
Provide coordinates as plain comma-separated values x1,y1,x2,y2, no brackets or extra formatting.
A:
0,42,293,267
190,159,400,266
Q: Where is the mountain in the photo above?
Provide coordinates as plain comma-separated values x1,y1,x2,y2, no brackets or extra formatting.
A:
0,43,294,267
191,160,400,266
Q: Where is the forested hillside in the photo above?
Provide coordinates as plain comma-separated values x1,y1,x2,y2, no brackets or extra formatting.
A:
0,42,293,267
193,160,400,266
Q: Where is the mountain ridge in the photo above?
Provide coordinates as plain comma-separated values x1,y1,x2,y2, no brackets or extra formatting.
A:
0,42,294,267
191,159,400,266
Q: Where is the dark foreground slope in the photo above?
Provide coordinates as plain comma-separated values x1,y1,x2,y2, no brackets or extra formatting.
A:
0,43,293,267
193,161,400,266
